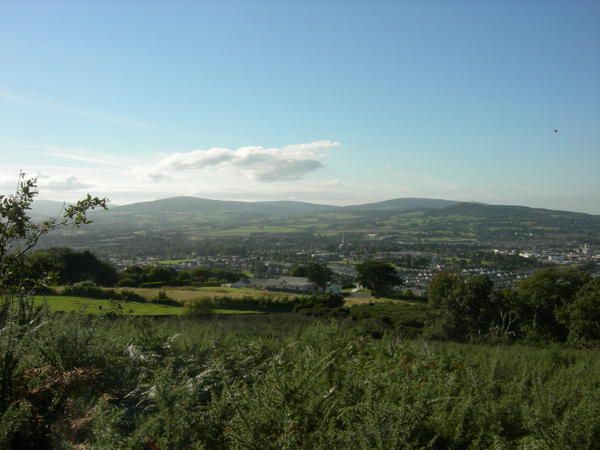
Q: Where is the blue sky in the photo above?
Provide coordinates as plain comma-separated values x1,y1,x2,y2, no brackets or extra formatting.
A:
1,1,599,212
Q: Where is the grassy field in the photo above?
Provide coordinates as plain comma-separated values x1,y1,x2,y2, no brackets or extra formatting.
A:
193,225,302,236
117,285,397,307
54,286,303,303
342,288,413,306
48,286,410,312
119,286,300,302
34,296,263,315
34,295,184,315
157,258,194,265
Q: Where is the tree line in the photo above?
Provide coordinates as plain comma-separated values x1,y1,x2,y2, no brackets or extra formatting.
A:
20,248,243,289
427,266,599,345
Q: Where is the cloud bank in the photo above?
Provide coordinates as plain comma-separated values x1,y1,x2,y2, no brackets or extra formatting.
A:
0,173,92,192
144,140,340,182
37,174,93,190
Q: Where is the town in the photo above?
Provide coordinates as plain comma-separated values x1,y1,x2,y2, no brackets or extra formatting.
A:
99,231,599,297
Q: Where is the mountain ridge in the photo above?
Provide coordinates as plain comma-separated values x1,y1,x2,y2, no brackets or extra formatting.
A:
31,196,600,218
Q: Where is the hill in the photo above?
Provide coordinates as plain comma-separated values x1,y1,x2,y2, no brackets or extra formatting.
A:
35,196,600,254
111,196,336,216
344,198,456,212
30,200,69,218
70,196,600,233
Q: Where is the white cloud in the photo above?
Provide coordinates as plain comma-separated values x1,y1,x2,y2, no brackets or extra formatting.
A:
143,140,340,182
0,172,92,194
37,174,93,191
0,174,20,190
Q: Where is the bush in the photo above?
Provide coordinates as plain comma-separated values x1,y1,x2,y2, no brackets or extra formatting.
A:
116,277,138,288
62,282,146,303
63,281,110,299
139,281,168,289
350,302,429,337
152,290,180,306
117,289,146,303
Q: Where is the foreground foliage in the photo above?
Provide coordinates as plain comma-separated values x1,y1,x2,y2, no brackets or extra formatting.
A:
0,303,598,449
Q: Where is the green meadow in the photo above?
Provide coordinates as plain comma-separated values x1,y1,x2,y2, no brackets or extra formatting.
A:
33,296,264,316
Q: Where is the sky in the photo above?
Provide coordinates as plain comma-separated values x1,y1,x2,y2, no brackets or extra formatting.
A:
1,1,599,213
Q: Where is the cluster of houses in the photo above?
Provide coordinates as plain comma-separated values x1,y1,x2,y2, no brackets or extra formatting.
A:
227,276,342,295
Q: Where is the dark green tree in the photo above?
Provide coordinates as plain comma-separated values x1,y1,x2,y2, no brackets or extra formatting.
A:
428,270,461,308
355,261,402,297
516,267,590,341
561,278,600,344
291,263,333,290
430,274,504,341
26,248,117,286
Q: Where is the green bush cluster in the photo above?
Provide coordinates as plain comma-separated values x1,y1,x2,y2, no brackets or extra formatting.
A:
350,303,429,339
185,294,343,315
117,265,242,288
428,267,600,346
24,247,118,286
63,281,147,302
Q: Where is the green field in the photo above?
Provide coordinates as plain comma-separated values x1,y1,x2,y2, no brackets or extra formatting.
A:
34,296,263,315
34,296,185,315
111,286,302,302
157,258,194,265
192,225,302,237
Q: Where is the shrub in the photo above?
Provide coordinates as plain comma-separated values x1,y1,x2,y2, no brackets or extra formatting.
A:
63,281,110,299
152,290,180,306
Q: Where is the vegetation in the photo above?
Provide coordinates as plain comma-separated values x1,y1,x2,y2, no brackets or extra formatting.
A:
425,267,600,347
356,260,403,297
117,265,242,288
0,174,107,293
0,176,598,448
25,247,118,287
37,195,600,259
33,295,184,316
290,262,333,289
0,310,598,448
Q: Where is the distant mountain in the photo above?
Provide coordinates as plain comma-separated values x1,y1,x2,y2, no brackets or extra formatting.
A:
37,196,600,253
30,200,69,218
107,196,456,216
109,196,337,217
343,198,457,212
427,202,597,221
97,196,599,223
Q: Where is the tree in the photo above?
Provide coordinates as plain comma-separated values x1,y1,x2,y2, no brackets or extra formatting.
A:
516,267,590,341
1,173,108,292
355,261,402,297
291,263,333,290
428,270,461,308
0,174,106,445
562,278,600,344
25,248,118,287
429,273,504,341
